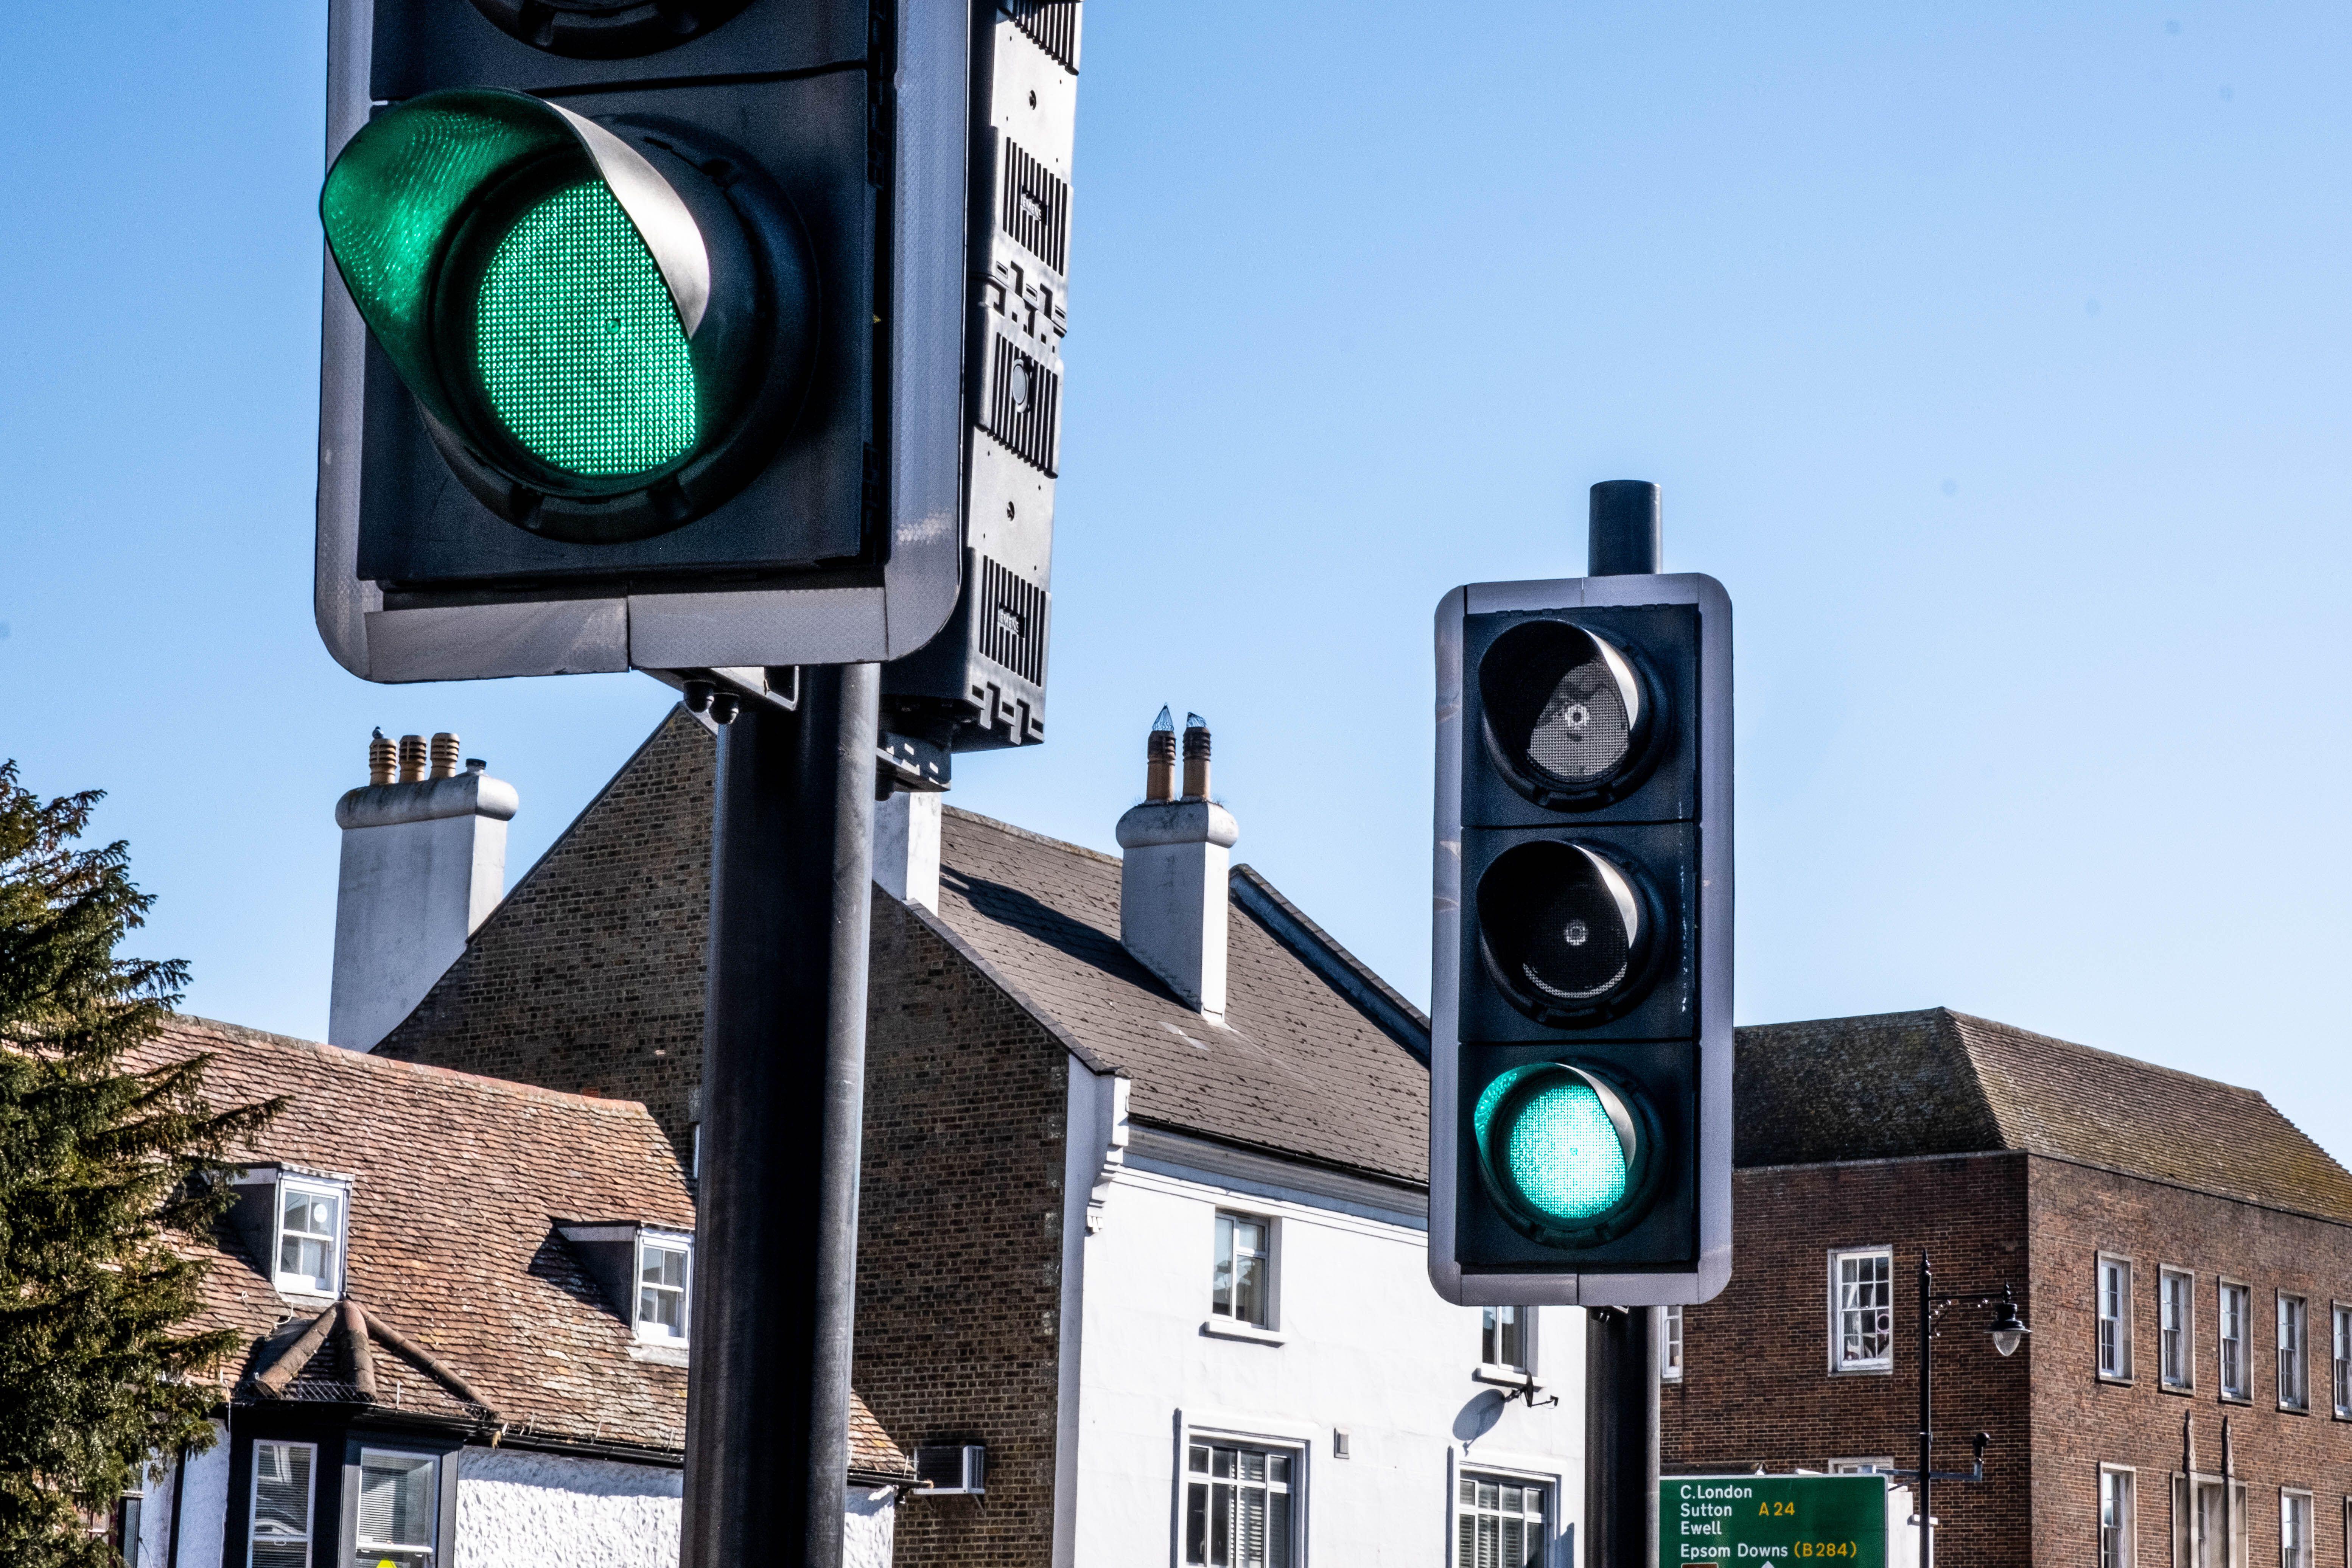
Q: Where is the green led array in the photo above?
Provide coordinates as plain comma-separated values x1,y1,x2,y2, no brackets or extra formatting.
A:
1478,1070,1629,1223
474,181,696,477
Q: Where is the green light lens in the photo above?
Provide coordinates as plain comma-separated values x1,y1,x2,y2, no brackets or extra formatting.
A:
1477,1069,1630,1223
474,181,697,477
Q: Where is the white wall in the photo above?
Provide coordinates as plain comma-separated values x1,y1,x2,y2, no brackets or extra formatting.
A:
454,1448,681,1568
845,1484,898,1568
1068,1136,1584,1568
162,1423,230,1568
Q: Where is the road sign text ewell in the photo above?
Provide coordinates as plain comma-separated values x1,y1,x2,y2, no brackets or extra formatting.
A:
1663,1475,1889,1568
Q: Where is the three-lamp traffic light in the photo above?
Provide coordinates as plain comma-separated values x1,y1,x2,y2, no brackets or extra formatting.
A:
1429,488,1733,1307
316,0,1080,759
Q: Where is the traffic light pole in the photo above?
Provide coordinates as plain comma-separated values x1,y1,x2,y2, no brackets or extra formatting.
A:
683,664,880,1568
1584,480,1664,1568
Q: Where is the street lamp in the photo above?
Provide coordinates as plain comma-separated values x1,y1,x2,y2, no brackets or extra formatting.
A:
1896,1255,2030,1568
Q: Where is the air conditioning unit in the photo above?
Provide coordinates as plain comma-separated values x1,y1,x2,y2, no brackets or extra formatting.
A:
913,1445,987,1496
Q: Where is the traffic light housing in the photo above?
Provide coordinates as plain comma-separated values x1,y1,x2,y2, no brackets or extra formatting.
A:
1429,567,1732,1307
316,0,1079,706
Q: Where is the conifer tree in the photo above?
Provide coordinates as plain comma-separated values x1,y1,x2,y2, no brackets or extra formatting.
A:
0,760,280,1566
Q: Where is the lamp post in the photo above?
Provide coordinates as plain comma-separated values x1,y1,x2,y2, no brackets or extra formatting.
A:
1901,1254,2030,1568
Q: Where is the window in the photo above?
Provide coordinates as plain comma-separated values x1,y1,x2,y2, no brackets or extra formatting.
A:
2221,1283,2251,1400
1663,1305,1684,1383
2181,1477,2249,1568
2283,1492,2313,1568
2333,1306,2352,1419
2162,1271,2196,1390
2099,1256,2134,1380
2280,1296,2309,1411
355,1450,439,1568
1829,1459,1895,1476
1483,1307,1528,1373
275,1180,344,1296
1213,1213,1272,1329
2103,1468,2136,1568
635,1232,691,1343
1830,1247,1894,1372
1458,1475,1548,1568
114,1493,144,1568
1184,1442,1294,1568
247,1440,315,1568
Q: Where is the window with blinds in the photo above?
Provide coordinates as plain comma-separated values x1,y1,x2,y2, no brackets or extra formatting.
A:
247,1441,315,1568
1830,1248,1893,1372
1458,1475,1547,1568
1184,1442,1294,1568
354,1450,439,1568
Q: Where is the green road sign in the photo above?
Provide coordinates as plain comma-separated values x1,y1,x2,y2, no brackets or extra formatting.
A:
1662,1474,1889,1568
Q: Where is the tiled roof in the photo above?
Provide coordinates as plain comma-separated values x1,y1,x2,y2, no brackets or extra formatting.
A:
137,1016,912,1478
931,808,1430,1187
1734,1008,2352,1224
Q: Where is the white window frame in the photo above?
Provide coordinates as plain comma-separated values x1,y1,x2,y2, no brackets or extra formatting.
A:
2098,1254,2135,1382
1828,1246,1895,1374
2279,1294,2309,1412
246,1439,316,1568
1481,1305,1534,1377
2103,1466,2137,1568
1662,1304,1684,1383
353,1447,441,1568
1456,1469,1552,1568
2161,1269,2196,1392
1182,1433,1303,1568
2220,1281,2252,1402
2282,1490,2313,1568
271,1178,346,1298
2332,1304,2352,1420
1828,1458,1895,1476
633,1229,692,1344
1212,1211,1278,1332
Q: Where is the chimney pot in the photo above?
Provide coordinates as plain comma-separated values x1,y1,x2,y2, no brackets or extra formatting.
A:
1181,714,1211,799
1145,706,1177,803
397,734,428,784
368,728,397,787
429,733,462,779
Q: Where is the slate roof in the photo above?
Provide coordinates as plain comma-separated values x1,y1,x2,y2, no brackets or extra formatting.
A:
1734,1007,2352,1224
137,1015,913,1478
930,807,1431,1187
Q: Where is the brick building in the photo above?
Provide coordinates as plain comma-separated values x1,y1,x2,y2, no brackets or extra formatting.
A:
367,708,1584,1568
1669,1008,2352,1568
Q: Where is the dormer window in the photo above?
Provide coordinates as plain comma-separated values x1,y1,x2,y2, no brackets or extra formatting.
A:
276,1180,345,1296
636,1230,691,1343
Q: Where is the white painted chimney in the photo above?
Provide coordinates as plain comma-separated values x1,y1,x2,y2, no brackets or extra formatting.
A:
329,730,518,1052
873,788,943,913
1115,709,1237,1021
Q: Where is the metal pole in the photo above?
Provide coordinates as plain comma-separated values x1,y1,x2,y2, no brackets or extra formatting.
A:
1589,481,1663,577
1585,1306,1661,1568
1919,1255,1933,1568
1584,481,1664,1568
681,663,881,1568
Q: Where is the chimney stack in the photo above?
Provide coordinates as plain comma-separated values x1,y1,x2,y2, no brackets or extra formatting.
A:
330,730,518,1052
1117,709,1238,1021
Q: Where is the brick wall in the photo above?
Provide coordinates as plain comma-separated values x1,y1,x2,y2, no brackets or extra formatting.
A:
2028,1159,2352,1568
857,894,1071,1568
1664,1152,2034,1568
375,708,713,1168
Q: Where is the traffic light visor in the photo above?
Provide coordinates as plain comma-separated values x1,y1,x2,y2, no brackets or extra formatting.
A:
321,88,814,541
1478,620,1657,808
1473,1061,1658,1243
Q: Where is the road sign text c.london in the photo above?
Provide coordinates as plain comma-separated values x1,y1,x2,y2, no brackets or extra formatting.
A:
1662,1475,1889,1568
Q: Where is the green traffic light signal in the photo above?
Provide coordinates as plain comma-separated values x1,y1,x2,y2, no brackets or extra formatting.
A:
1473,1062,1661,1246
320,87,814,544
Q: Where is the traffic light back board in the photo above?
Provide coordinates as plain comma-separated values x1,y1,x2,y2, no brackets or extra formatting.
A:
1430,572,1733,1307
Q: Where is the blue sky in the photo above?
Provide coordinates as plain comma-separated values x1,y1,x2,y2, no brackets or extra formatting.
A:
3,3,2348,1156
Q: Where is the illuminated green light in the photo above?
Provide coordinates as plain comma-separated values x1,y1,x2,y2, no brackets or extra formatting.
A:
1476,1066,1631,1225
474,181,696,477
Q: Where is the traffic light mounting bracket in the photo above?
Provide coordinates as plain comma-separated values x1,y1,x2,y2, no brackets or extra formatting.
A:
1429,571,1733,1308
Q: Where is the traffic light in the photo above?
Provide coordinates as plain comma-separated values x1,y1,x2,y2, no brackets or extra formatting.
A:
1428,493,1732,1307
314,0,1081,701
